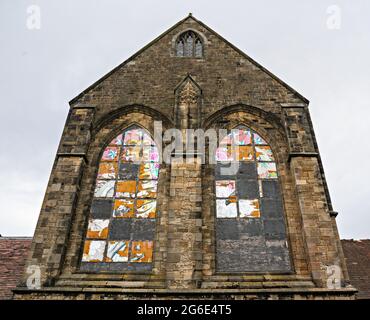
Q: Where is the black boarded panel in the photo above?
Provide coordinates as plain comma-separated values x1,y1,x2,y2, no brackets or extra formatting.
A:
238,219,264,238
216,220,239,240
261,180,281,199
108,219,131,240
237,178,259,199
239,245,270,272
266,240,292,272
216,219,263,240
215,163,240,180
118,163,139,180
90,199,113,219
216,238,269,272
80,262,130,272
131,219,156,240
216,240,241,272
260,198,284,219
128,263,153,272
215,162,257,180
237,162,257,180
80,262,152,273
263,218,287,240
217,237,291,273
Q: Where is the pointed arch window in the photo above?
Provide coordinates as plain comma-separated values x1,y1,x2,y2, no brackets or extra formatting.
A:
176,30,203,58
214,125,291,273
80,127,159,272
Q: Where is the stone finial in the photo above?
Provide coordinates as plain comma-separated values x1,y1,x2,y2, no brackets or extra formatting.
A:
178,80,198,105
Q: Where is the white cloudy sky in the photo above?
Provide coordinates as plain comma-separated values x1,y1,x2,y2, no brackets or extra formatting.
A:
0,1,369,239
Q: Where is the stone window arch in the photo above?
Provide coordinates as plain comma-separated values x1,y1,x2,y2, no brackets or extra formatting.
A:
175,30,203,58
214,125,291,273
80,126,159,272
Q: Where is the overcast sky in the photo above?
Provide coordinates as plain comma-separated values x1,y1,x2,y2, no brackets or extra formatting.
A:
0,1,369,239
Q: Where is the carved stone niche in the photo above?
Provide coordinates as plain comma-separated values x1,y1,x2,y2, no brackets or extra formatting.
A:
174,75,202,130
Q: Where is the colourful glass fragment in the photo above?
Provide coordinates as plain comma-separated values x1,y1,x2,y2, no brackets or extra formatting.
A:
130,241,153,263
94,180,115,198
121,146,141,162
255,146,274,161
136,199,156,218
82,240,106,262
86,219,109,239
106,241,129,262
216,180,236,198
253,133,267,145
102,147,119,161
115,180,136,198
231,129,252,145
143,132,155,146
139,163,159,180
239,199,260,218
109,134,122,146
257,162,277,179
137,180,158,198
226,196,237,204
97,162,117,179
215,146,233,161
235,146,254,161
216,199,237,218
123,129,143,145
220,129,252,146
113,199,134,218
142,146,159,162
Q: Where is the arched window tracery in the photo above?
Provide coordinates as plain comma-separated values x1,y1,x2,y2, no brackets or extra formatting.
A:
81,126,159,271
214,125,291,272
176,30,203,58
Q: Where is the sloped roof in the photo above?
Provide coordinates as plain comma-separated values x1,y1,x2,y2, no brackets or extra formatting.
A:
0,237,32,299
342,239,370,299
70,14,308,105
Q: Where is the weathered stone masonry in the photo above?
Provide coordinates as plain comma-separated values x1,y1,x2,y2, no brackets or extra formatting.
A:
14,15,356,299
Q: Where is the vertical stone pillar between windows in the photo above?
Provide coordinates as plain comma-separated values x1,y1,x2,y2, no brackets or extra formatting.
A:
166,157,203,289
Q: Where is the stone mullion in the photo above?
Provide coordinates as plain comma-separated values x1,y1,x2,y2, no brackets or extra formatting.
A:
166,158,203,289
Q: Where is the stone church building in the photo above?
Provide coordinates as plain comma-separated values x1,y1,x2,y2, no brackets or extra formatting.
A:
12,15,358,299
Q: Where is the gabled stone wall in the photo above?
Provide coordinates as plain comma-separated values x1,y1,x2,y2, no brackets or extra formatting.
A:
13,15,355,300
